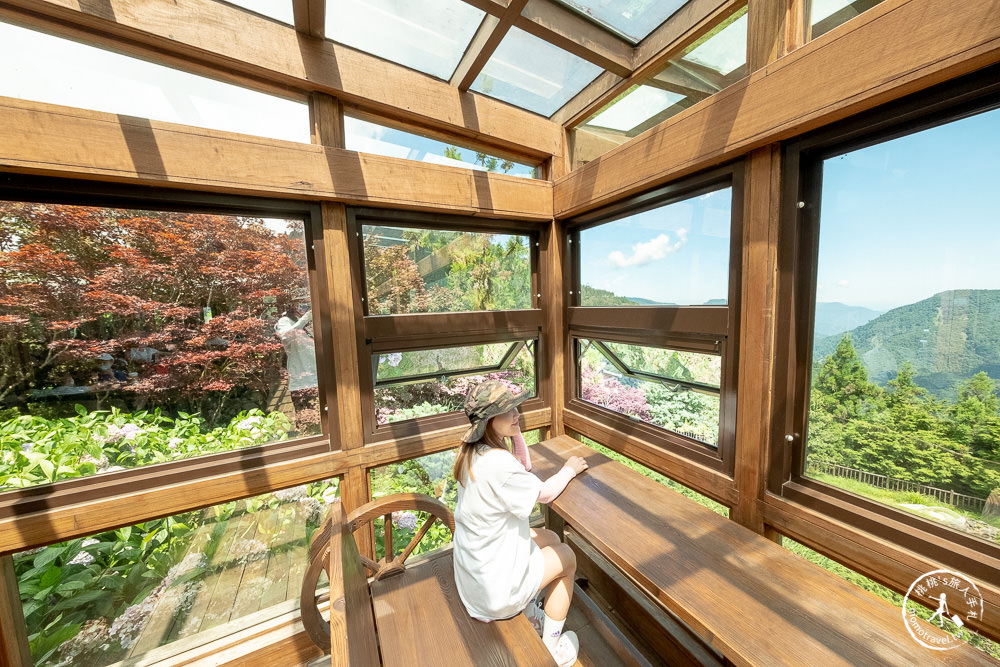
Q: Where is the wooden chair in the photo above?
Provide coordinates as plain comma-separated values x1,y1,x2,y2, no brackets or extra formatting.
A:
300,492,555,666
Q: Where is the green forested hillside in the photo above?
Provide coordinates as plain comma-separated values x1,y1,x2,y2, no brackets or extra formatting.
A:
580,284,641,306
813,290,1000,396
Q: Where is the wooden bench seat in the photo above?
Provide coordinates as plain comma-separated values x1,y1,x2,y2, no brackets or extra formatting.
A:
370,547,555,666
530,436,994,666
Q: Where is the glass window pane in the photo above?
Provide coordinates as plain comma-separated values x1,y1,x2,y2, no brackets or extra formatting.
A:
376,342,525,385
220,0,294,24
471,26,603,117
0,203,322,491
13,479,339,666
375,343,535,425
325,0,486,80
578,186,732,306
344,116,539,178
575,6,747,155
0,20,309,144
600,341,721,388
362,225,532,314
579,339,720,446
805,107,1000,545
370,451,457,560
810,0,886,40
553,0,689,42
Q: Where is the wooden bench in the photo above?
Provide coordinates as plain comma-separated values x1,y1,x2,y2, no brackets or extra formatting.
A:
300,492,556,666
529,436,995,666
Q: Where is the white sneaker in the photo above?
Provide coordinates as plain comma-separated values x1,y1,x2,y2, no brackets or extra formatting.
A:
549,630,579,667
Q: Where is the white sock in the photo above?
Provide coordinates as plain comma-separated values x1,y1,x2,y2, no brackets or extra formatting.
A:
542,613,565,650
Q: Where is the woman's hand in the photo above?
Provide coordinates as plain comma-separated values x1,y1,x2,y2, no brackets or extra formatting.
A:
564,456,588,475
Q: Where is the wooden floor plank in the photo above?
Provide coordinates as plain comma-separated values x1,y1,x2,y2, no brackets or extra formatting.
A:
258,503,299,610
229,505,278,620
197,509,257,633
127,511,230,656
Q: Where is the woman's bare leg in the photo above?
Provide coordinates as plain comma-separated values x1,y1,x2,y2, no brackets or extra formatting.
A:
536,543,576,621
531,527,560,549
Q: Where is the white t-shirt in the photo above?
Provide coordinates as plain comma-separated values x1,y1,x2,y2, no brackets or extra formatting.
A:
453,447,545,621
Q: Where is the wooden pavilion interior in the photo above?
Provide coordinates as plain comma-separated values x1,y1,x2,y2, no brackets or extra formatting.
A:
1,0,1000,665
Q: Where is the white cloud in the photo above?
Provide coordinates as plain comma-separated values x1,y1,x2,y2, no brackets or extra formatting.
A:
837,279,850,287
607,232,685,268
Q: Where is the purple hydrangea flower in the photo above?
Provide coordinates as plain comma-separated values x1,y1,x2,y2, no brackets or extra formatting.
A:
392,511,419,531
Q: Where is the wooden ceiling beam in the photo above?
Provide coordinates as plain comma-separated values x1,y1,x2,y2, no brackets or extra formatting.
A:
0,0,563,159
450,14,503,88
553,0,1000,217
460,0,509,17
514,0,633,77
292,0,325,39
0,96,554,220
455,0,530,91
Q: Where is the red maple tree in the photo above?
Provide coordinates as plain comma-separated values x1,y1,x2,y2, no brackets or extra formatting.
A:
0,201,309,421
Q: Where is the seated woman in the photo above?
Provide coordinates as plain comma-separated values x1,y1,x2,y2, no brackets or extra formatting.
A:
452,380,588,667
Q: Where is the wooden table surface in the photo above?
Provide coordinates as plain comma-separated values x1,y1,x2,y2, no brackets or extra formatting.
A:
530,436,996,667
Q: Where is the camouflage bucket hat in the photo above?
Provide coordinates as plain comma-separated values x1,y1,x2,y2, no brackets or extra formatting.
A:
461,380,528,443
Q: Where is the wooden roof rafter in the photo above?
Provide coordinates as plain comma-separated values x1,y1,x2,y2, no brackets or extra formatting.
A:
292,0,325,40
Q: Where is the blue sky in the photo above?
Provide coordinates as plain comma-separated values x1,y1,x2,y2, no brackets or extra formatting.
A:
579,188,732,304
817,106,1000,311
580,106,999,311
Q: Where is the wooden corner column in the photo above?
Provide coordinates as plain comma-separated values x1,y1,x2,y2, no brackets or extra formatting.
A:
0,555,31,667
310,92,375,558
731,0,800,535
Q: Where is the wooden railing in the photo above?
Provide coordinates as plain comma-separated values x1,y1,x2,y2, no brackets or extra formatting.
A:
808,460,987,513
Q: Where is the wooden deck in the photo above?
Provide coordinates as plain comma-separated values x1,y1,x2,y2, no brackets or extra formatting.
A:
125,501,315,659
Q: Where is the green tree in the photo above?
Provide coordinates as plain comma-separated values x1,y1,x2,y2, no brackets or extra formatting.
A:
443,146,463,161
948,372,1000,460
812,335,880,424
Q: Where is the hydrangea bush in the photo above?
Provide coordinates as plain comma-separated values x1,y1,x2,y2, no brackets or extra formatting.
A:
0,407,290,490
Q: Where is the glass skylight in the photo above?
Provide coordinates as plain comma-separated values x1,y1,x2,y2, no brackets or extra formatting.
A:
221,0,294,25
554,0,689,42
577,6,747,144
325,0,486,80
0,20,309,143
471,26,603,117
344,116,538,178
586,85,687,132
677,11,747,76
809,0,886,38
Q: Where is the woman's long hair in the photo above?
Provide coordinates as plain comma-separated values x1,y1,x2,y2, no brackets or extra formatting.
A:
453,420,508,486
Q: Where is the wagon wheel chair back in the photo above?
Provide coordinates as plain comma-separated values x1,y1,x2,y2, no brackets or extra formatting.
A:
299,492,456,652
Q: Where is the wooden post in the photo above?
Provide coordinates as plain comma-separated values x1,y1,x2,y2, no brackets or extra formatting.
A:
0,555,31,667
732,0,788,537
310,92,375,559
540,219,566,439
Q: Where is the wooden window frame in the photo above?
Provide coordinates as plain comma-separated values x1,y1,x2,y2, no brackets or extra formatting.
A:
0,175,339,544
772,63,1000,581
563,163,745,476
346,207,548,444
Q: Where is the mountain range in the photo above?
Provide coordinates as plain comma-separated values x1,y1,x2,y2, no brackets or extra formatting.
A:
812,290,1000,397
